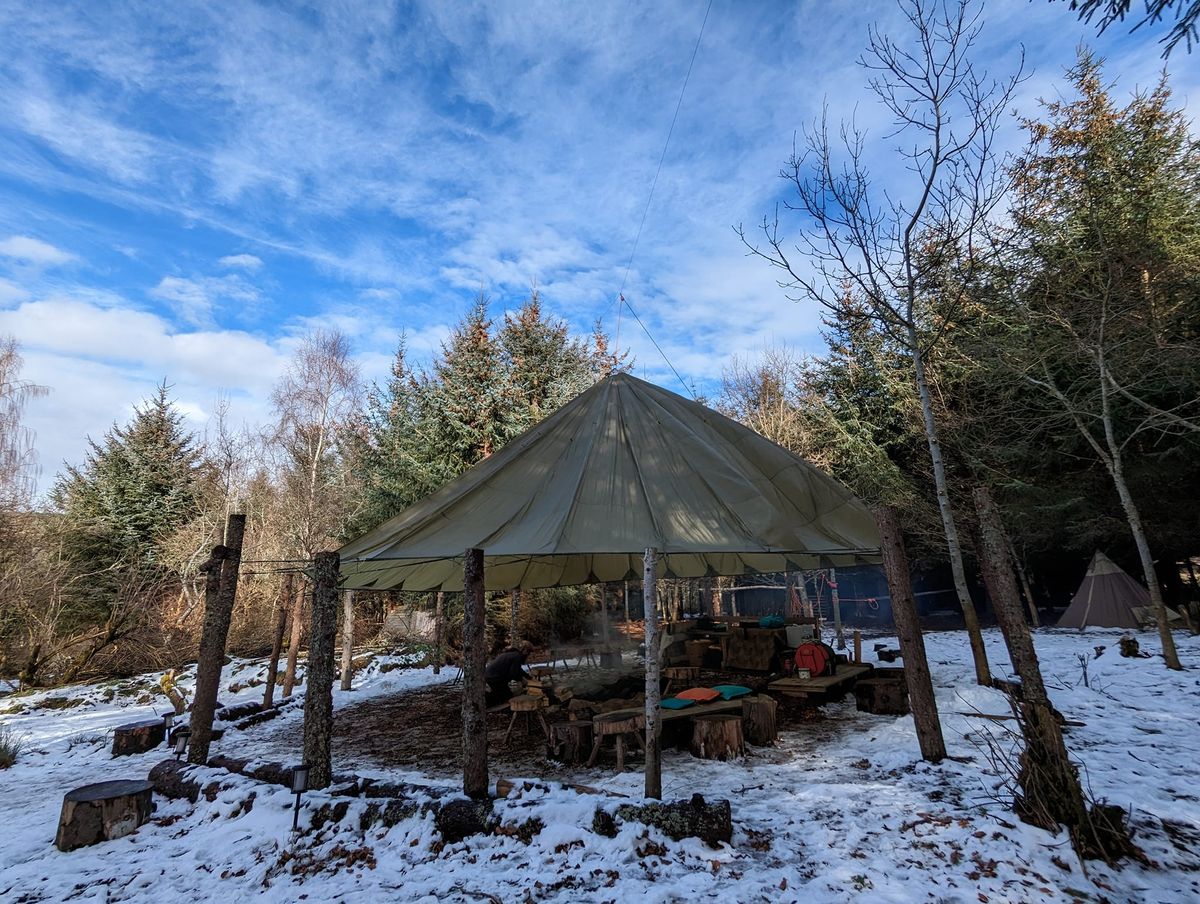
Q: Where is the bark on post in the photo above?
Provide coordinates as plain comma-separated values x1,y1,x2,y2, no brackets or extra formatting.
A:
283,588,304,697
830,566,845,649
872,506,946,763
600,584,610,641
302,551,340,789
462,548,488,799
623,580,630,622
263,573,294,708
510,589,520,644
796,573,812,619
433,590,445,675
339,590,355,692
189,513,246,765
972,487,1122,859
643,547,662,800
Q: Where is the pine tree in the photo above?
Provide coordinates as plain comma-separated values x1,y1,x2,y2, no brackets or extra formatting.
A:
428,294,516,474
52,383,202,574
499,288,598,434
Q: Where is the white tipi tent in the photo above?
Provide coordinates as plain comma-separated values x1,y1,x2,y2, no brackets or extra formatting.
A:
1057,551,1148,629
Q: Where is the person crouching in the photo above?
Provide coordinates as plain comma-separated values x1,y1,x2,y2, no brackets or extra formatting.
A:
485,640,533,706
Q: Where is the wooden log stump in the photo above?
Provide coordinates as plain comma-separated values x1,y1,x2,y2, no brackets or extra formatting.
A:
662,666,700,695
587,712,646,771
547,721,594,765
690,714,744,760
740,695,778,746
111,718,166,756
55,780,154,851
854,671,911,715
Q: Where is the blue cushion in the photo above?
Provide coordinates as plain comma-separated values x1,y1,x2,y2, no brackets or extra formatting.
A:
712,684,752,700
660,697,696,710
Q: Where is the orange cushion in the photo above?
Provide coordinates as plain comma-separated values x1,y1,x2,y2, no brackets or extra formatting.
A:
675,687,720,702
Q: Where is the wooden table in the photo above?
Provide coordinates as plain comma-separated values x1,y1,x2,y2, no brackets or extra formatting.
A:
593,697,744,727
767,664,873,703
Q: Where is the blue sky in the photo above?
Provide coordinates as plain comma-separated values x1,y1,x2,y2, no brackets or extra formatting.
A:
0,0,1193,492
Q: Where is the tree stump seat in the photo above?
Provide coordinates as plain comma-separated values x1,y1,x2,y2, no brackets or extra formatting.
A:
662,666,700,695
502,695,551,746
111,719,166,756
740,695,778,746
55,780,154,851
587,711,646,771
690,714,744,761
854,668,910,715
547,720,594,765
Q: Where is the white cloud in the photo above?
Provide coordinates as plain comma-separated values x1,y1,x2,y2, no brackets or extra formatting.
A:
218,253,263,270
150,274,259,327
0,235,75,267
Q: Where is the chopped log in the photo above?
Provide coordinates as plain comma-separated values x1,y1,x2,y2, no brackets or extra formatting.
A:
495,777,622,799
690,714,744,760
435,798,494,844
854,674,911,715
55,780,154,851
547,721,594,765
740,695,778,746
111,718,166,756
217,700,265,722
593,794,732,846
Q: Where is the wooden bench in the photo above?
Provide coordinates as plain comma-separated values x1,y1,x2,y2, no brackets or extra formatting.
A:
768,663,874,703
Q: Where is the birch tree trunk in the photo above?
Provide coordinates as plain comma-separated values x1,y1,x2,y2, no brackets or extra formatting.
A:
283,588,304,697
339,590,354,692
911,341,992,686
643,548,662,800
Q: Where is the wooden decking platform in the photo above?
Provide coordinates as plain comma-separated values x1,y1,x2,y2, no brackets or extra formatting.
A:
593,698,744,726
767,664,874,702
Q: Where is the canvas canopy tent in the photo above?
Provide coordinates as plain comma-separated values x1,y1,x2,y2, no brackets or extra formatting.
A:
338,372,882,590
1057,551,1149,629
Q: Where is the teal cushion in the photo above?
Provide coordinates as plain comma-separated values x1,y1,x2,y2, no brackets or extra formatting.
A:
660,697,696,710
712,684,752,700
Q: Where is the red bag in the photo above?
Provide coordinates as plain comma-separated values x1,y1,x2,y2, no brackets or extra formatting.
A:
794,642,835,677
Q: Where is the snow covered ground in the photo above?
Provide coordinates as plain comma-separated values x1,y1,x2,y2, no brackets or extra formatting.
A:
1,629,1198,903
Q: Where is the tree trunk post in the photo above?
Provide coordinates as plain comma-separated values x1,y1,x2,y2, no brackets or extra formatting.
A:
302,551,340,789
339,589,355,692
433,590,445,675
796,572,812,619
510,588,520,645
263,573,294,708
283,586,304,697
462,548,488,799
911,342,992,687
600,584,610,641
872,505,946,763
830,566,845,649
643,547,662,800
1007,535,1040,628
623,580,630,622
189,513,246,765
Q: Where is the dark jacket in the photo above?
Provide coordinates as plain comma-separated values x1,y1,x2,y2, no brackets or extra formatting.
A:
485,649,528,683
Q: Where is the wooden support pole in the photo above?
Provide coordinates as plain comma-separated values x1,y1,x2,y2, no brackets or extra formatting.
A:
303,551,340,788
643,547,662,800
282,586,304,697
433,590,445,675
623,580,630,622
853,629,862,664
462,548,488,799
872,505,946,763
339,589,355,692
510,588,520,644
189,513,246,765
1005,533,1040,628
600,584,610,641
830,566,845,649
263,573,294,708
796,573,811,620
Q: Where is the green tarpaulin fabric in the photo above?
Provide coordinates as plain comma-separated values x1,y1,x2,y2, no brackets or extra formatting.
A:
338,373,881,591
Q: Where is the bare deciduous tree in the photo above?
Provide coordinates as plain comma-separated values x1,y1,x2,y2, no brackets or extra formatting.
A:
738,0,1022,686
